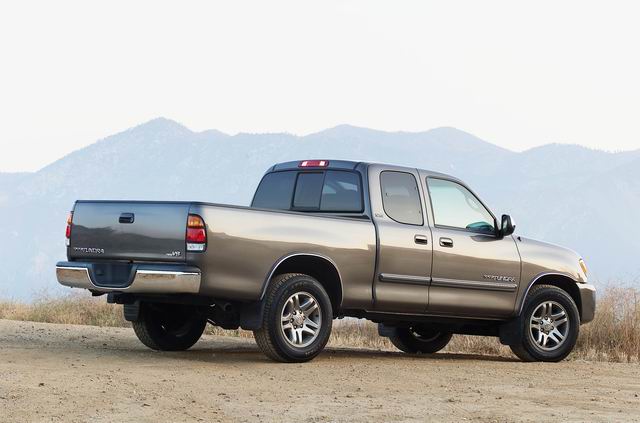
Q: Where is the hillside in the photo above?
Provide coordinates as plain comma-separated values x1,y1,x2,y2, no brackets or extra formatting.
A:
1,118,639,298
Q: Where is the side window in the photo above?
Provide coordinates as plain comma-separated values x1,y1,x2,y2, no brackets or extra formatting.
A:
251,171,296,210
380,171,423,225
427,178,495,234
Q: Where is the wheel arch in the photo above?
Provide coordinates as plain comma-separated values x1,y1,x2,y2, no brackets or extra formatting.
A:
260,253,344,314
516,273,582,319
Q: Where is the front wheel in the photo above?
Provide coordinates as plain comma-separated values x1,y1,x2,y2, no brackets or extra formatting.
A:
253,273,333,363
510,285,580,362
388,326,452,354
132,303,207,351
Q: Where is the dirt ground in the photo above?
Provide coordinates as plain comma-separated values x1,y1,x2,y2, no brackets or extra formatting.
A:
1,319,639,423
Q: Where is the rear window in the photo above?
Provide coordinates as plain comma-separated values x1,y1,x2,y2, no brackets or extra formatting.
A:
251,171,297,210
252,170,363,213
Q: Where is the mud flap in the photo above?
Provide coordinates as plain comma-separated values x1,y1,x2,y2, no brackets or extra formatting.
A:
123,301,141,322
498,317,522,345
239,300,265,331
377,323,397,338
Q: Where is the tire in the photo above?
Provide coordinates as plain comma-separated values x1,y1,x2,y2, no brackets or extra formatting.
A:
510,284,580,362
132,303,207,351
388,326,453,354
253,273,333,363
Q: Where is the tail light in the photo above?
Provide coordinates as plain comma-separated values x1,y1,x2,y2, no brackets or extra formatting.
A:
186,214,206,252
65,211,73,246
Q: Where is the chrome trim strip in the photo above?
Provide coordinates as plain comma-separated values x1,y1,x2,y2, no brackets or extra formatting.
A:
431,277,517,292
56,266,201,294
378,273,431,285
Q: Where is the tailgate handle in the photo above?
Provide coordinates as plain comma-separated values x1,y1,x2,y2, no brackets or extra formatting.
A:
119,213,135,224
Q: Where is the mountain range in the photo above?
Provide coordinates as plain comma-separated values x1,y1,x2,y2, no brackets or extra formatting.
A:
2,118,639,299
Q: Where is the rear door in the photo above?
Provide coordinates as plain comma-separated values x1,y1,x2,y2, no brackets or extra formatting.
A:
69,201,190,262
369,165,432,313
421,175,521,317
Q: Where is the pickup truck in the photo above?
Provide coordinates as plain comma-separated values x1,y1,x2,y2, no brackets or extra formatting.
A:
56,160,596,363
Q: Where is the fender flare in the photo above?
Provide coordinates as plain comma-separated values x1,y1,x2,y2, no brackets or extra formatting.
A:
514,271,579,316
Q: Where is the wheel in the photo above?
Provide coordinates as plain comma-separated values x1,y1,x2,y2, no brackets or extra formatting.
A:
131,303,207,351
253,273,333,363
510,285,580,362
388,326,452,354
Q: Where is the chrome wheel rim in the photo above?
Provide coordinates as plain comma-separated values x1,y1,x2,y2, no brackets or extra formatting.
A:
529,301,570,351
280,291,322,348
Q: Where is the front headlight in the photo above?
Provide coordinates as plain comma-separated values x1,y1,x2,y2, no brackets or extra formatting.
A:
579,258,588,277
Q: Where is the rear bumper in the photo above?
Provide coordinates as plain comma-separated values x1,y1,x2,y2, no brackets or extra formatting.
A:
56,261,201,294
578,283,596,324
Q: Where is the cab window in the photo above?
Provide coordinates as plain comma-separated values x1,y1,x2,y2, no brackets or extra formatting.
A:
427,178,495,234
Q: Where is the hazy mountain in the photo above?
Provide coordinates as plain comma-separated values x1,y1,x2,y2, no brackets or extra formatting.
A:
2,118,639,299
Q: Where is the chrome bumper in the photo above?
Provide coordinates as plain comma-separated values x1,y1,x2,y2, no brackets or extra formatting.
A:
56,262,201,294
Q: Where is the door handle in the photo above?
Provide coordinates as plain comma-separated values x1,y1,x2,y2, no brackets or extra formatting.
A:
414,235,429,245
439,237,454,247
119,213,135,224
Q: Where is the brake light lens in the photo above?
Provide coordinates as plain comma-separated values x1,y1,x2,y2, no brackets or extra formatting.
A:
65,211,73,245
186,214,206,252
299,160,329,168
186,228,206,243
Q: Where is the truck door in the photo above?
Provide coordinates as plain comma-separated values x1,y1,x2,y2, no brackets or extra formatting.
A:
421,175,521,317
369,165,432,313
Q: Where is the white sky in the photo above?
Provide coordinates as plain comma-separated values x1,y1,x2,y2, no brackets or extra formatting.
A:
1,1,639,172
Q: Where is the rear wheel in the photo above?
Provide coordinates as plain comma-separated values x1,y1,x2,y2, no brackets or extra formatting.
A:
388,326,452,354
254,273,333,363
132,303,207,351
510,285,580,362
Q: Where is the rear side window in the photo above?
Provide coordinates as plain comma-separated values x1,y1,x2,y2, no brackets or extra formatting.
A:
252,170,363,213
252,171,296,210
380,171,423,225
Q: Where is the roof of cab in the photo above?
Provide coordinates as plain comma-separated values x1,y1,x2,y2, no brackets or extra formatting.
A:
269,159,459,181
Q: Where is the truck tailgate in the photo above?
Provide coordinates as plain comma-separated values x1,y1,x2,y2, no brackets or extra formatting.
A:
69,201,190,262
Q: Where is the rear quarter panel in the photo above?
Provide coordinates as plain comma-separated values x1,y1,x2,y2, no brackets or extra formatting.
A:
188,204,377,309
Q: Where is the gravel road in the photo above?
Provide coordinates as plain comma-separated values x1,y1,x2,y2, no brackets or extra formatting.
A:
0,319,638,423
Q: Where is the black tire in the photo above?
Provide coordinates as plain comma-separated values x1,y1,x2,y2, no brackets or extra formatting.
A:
388,326,453,354
253,273,333,363
131,303,207,351
510,284,580,362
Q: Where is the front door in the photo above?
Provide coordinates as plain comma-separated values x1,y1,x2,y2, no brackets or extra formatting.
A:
422,176,521,317
370,166,432,313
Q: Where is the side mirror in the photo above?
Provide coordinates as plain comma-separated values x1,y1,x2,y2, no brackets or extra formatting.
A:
499,214,516,238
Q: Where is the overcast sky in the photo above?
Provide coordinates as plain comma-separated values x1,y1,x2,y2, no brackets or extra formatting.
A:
1,1,639,172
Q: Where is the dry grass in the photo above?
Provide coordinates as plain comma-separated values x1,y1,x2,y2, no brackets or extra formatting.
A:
1,287,638,362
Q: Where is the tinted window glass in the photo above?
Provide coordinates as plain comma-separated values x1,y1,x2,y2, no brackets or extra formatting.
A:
293,173,324,209
380,171,423,225
320,171,362,212
251,171,296,209
253,170,363,213
427,178,495,234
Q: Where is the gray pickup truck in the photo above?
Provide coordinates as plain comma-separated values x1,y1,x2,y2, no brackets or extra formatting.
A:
57,160,595,363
